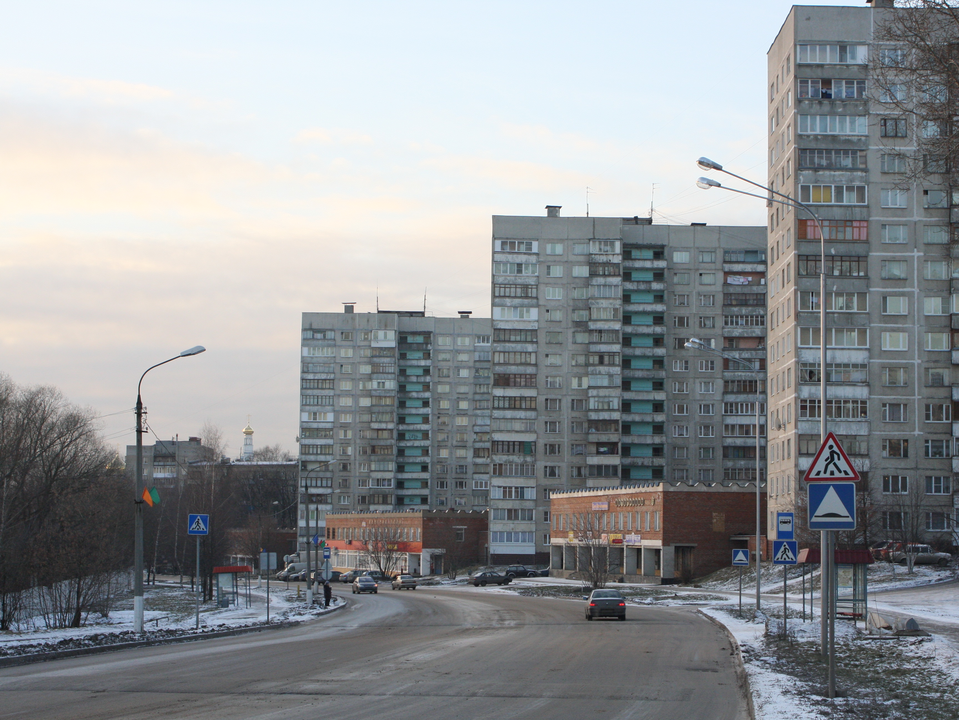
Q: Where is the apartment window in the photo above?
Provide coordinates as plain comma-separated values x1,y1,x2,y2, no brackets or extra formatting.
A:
923,226,950,244
493,262,538,276
881,261,908,280
882,511,907,531
698,360,715,372
699,272,716,285
544,286,563,300
543,398,562,412
674,272,690,285
881,332,909,351
673,425,689,438
674,316,690,329
924,260,954,280
880,188,908,208
673,381,689,394
699,316,715,329
544,421,560,433
880,153,907,173
881,296,908,315
925,403,951,423
882,475,908,494
699,251,716,263
881,224,907,243
881,439,909,458
699,447,715,460
674,403,688,416
674,294,689,307
881,403,908,422
673,359,689,371
673,251,690,263
798,115,867,135
926,476,951,495
881,367,908,386
796,44,867,64
925,368,950,387
545,242,563,255
698,381,715,394
925,332,951,351
925,439,950,458
571,265,589,277
699,294,716,307
798,219,868,241
923,189,949,208
926,512,950,532
798,148,865,169
698,425,715,438
545,265,563,277
879,117,907,138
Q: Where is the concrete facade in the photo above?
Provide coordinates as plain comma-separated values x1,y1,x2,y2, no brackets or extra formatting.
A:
489,213,768,563
766,3,958,547
299,308,493,552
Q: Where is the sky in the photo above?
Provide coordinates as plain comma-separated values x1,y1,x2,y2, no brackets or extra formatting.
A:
0,0,858,458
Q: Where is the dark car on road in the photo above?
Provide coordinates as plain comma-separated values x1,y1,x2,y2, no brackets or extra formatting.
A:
585,589,627,621
504,565,538,578
352,576,379,594
469,570,512,587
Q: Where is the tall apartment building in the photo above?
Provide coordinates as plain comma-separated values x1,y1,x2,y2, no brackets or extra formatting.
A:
490,210,767,563
299,307,492,552
766,2,958,543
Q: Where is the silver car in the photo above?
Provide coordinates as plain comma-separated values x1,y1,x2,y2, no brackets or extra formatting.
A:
352,576,379,594
391,574,418,590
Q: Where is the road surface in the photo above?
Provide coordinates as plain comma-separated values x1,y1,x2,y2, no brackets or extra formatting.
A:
0,586,750,720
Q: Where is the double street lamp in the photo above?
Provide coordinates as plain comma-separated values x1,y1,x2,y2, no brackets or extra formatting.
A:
684,339,764,611
134,346,206,634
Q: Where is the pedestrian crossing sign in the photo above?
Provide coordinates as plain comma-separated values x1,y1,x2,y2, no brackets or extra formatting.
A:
803,432,860,482
187,514,209,535
773,540,798,565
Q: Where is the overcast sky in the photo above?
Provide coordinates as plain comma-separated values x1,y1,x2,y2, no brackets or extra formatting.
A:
1,1,857,458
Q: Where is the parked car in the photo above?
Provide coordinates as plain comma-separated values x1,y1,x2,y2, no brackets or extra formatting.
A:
872,541,901,562
352,576,379,594
391,574,418,590
340,570,360,583
889,544,951,566
584,589,627,621
276,563,307,581
363,570,387,582
504,565,538,578
311,570,341,584
469,570,512,587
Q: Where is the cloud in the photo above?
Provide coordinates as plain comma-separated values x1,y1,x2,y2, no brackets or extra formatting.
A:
0,67,174,104
293,127,374,145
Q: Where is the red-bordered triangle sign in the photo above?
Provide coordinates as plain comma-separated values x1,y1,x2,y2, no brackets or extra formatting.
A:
803,432,860,482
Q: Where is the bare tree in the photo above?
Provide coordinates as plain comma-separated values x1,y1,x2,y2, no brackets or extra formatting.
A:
362,516,403,578
870,2,958,192
573,512,614,590
251,444,293,462
886,478,931,572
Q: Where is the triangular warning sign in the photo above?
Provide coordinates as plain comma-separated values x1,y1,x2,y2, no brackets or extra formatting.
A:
774,543,796,563
189,516,207,533
803,432,860,482
733,550,749,565
811,486,853,522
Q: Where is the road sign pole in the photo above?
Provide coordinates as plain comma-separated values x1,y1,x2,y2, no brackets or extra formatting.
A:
195,535,201,630
738,567,742,615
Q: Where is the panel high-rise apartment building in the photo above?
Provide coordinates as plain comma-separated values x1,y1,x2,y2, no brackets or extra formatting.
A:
299,307,492,551
490,209,767,563
766,2,957,543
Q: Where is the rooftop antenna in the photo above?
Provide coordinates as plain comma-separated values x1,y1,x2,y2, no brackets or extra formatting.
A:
586,186,593,217
423,288,427,314
649,183,658,219
376,286,379,312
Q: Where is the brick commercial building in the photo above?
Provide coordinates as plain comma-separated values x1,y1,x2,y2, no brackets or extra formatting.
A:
324,510,488,576
549,484,766,583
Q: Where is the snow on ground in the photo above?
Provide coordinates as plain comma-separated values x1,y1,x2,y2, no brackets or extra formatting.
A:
1,568,957,720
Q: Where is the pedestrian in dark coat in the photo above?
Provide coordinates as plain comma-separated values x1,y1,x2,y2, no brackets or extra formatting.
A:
323,580,332,608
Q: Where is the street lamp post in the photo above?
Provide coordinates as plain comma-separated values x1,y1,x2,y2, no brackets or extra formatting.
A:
299,461,332,606
684,339,764,612
697,157,836,685
134,345,206,634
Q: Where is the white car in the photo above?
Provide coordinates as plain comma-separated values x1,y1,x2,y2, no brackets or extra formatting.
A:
890,544,951,566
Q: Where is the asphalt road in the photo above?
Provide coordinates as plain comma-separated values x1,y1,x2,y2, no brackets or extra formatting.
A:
0,586,750,720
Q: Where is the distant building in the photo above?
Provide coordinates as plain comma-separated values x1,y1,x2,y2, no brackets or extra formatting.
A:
299,307,493,553
125,436,207,489
241,421,254,461
549,484,765,582
324,509,488,576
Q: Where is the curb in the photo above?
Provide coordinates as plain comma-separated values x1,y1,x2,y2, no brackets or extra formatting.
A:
697,609,757,720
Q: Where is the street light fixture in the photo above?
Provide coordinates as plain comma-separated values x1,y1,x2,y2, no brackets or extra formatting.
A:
134,345,206,634
697,156,835,673
684,338,764,612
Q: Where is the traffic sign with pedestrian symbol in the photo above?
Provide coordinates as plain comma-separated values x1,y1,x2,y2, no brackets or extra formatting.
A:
773,540,798,565
808,482,857,530
187,514,209,535
803,432,860,482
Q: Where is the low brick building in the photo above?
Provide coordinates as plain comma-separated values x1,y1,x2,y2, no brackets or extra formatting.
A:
325,510,487,576
549,483,766,583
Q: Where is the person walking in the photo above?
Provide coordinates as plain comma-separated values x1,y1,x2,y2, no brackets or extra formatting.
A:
323,580,332,608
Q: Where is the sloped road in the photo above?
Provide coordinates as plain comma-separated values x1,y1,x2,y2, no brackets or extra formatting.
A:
0,587,750,720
